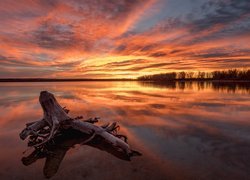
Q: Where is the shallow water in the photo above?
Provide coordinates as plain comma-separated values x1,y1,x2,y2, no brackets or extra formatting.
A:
0,81,250,180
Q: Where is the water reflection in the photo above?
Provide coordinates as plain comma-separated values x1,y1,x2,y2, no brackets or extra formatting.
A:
0,81,250,179
22,129,141,178
139,81,250,94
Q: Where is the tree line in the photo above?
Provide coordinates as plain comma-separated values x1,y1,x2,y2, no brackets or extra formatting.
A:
137,69,250,81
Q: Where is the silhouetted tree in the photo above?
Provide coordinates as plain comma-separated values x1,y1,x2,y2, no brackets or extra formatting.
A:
186,72,194,79
137,69,250,81
178,71,186,80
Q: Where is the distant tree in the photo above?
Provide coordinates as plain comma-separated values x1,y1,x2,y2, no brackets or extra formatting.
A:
186,72,194,79
137,69,250,81
197,71,205,79
178,71,186,80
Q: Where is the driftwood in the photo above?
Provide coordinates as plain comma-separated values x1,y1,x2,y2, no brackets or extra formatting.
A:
20,91,141,178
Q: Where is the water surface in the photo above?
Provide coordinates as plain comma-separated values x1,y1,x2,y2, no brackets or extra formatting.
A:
0,81,250,180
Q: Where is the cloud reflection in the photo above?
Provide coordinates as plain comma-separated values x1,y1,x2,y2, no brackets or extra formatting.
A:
0,82,250,179
0,0,250,78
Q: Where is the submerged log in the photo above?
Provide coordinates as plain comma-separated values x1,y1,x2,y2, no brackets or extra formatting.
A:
20,91,141,178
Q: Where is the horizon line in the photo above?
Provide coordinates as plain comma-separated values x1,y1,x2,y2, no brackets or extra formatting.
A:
0,78,137,82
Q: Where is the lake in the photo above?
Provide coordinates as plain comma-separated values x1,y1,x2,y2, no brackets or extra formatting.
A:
0,81,250,180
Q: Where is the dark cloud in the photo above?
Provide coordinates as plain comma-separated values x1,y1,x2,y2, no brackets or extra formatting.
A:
75,0,146,17
0,66,55,78
0,54,81,73
114,45,127,53
140,44,157,52
128,62,177,71
104,59,148,68
55,61,82,68
32,20,77,49
196,53,232,58
50,60,82,71
81,59,148,72
190,0,250,32
150,52,167,57
152,17,184,32
0,55,34,67
186,58,250,69
154,0,250,46
169,49,184,54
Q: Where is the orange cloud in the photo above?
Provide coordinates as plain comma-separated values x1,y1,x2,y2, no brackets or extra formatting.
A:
0,0,250,78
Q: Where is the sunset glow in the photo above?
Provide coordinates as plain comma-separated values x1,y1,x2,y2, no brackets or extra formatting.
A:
1,0,250,78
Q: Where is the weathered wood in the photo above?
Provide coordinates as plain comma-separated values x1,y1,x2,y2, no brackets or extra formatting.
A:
65,120,132,154
20,119,47,140
20,91,141,168
22,129,141,178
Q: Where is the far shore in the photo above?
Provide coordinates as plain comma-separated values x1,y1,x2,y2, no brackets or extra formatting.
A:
0,78,137,82
0,78,249,83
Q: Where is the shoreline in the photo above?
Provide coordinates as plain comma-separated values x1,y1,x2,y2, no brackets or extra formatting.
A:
0,79,137,82
0,79,249,83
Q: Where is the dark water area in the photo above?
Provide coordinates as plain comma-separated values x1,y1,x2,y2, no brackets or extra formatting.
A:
0,81,250,180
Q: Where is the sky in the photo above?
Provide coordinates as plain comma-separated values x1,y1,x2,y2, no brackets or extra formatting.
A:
0,0,250,79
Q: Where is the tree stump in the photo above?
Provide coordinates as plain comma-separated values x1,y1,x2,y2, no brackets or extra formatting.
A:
20,91,141,178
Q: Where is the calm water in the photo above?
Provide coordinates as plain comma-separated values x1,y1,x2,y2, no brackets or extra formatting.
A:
0,81,250,180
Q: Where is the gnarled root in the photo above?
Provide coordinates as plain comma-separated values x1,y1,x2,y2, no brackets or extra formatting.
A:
20,120,48,140
20,91,141,158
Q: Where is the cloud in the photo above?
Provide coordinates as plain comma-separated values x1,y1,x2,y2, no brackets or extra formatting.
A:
150,52,167,57
0,0,250,78
190,0,250,32
32,20,77,49
104,59,148,68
